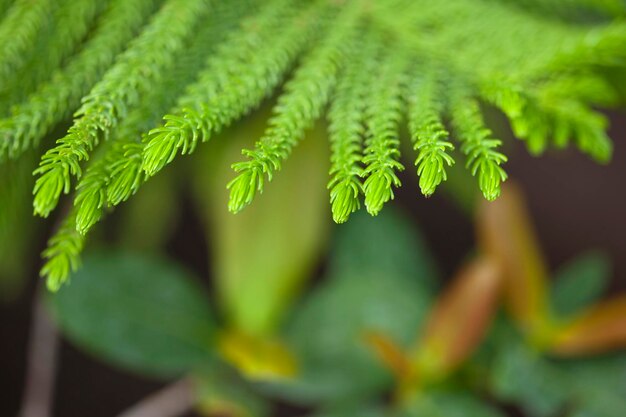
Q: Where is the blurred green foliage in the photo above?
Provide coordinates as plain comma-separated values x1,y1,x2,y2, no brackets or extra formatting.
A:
45,182,626,416
551,251,611,318
48,251,216,378
277,209,437,404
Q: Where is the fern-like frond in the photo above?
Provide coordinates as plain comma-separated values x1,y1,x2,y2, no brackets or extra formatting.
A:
361,46,407,215
482,75,613,162
0,0,54,86
40,210,85,292
101,4,247,210
551,101,613,161
0,0,103,109
32,0,206,218
406,70,454,197
74,2,247,236
325,36,375,224
450,88,508,201
0,0,159,161
227,4,358,213
139,0,326,181
73,145,113,235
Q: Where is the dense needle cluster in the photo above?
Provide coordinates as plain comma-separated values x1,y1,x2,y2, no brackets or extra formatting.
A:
0,0,624,289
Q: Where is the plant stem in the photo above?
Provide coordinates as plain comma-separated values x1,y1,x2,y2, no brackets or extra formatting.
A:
117,379,194,417
18,287,59,417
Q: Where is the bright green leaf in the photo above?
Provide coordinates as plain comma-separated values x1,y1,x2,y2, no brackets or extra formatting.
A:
193,106,330,337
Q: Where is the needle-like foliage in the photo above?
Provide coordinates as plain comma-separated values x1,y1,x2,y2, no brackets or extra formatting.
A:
140,0,323,180
32,0,209,217
0,0,104,110
325,36,374,223
0,0,54,87
360,46,407,215
227,3,359,213
0,0,624,289
41,0,253,286
450,87,508,201
0,0,159,159
40,211,84,292
406,71,454,197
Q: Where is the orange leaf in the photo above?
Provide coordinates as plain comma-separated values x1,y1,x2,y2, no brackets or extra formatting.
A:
363,330,411,379
549,295,626,356
413,258,502,381
476,182,550,338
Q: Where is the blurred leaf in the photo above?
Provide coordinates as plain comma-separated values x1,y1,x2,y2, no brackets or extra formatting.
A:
477,314,626,417
489,336,569,417
413,258,501,383
195,365,271,417
477,182,551,341
549,295,626,356
399,392,505,417
311,404,389,417
561,353,626,417
49,251,216,378
272,209,436,405
328,205,440,291
193,109,330,337
364,330,412,380
551,251,611,318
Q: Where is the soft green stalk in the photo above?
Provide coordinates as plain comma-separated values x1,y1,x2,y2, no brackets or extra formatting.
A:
0,0,159,161
361,46,407,216
227,4,358,213
0,0,54,86
32,0,208,218
0,0,104,109
138,0,325,181
450,88,508,201
326,34,377,224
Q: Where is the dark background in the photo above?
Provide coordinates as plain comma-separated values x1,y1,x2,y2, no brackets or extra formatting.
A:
1,112,624,416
